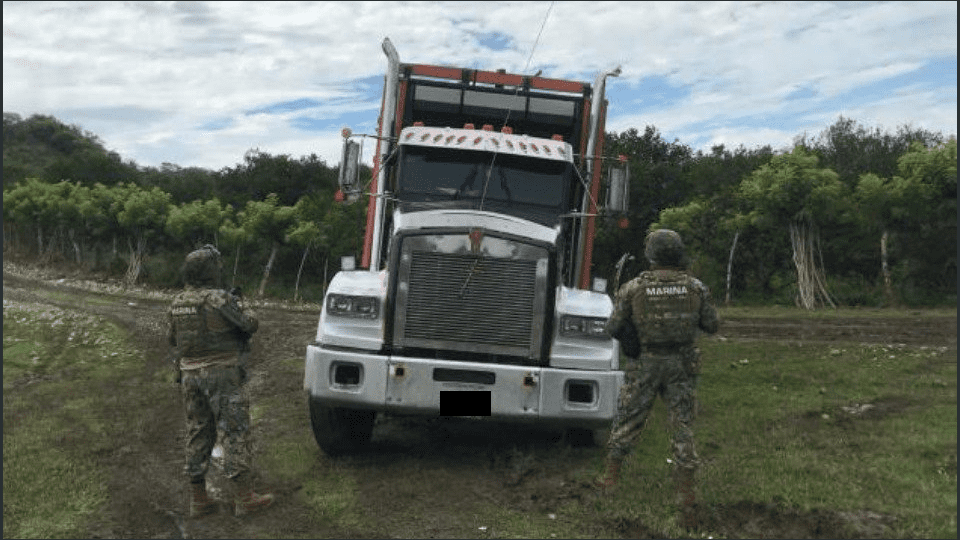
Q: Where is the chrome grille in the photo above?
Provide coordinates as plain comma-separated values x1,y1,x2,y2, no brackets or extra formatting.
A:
402,251,538,351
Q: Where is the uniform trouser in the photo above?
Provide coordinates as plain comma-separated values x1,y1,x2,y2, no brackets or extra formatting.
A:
606,347,701,472
181,364,251,484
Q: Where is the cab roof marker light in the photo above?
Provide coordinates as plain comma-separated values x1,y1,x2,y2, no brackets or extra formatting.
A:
482,124,494,131
413,121,425,127
552,134,563,141
464,123,475,130
502,126,514,134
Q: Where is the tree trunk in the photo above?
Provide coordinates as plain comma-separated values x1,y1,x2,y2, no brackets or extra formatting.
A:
257,241,279,297
231,246,241,288
789,221,835,310
725,230,740,306
124,235,146,287
69,228,82,265
880,229,895,305
36,218,44,257
294,244,310,302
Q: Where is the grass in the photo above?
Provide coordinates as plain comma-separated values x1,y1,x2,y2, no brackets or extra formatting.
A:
3,301,142,539
589,339,957,538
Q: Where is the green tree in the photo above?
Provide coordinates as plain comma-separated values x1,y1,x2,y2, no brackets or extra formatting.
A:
115,184,173,285
287,193,335,301
165,198,232,251
892,138,957,297
218,218,252,288
216,150,338,208
3,178,50,254
797,116,944,189
60,182,90,264
737,147,849,309
238,193,296,297
140,163,217,204
855,173,899,303
653,144,777,303
76,183,125,269
594,127,693,284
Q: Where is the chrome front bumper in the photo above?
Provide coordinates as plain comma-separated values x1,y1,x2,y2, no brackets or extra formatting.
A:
304,344,622,428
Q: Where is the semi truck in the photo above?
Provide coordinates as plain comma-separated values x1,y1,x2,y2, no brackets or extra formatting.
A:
304,38,628,454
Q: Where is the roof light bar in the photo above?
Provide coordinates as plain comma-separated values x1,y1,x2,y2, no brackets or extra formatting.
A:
397,126,572,162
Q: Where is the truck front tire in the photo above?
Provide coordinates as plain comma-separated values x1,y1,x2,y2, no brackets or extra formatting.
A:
308,397,376,456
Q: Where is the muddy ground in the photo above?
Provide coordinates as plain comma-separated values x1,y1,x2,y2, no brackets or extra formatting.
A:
3,262,956,538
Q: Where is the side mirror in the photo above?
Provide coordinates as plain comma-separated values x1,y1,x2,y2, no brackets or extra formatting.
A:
605,158,630,214
339,138,361,192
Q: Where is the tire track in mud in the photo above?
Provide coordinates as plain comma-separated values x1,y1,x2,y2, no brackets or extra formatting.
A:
720,316,956,346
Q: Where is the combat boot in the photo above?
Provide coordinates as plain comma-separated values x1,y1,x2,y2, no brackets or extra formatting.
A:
594,457,622,489
674,467,698,530
189,479,218,518
234,490,275,517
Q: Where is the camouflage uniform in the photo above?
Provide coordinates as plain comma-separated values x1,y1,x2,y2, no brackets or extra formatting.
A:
600,230,719,529
169,286,258,482
605,268,718,469
169,245,272,517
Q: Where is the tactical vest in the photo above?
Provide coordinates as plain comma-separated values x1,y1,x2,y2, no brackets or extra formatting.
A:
630,270,702,346
170,289,241,361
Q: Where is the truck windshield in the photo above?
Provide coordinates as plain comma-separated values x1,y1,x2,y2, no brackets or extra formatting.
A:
396,145,570,224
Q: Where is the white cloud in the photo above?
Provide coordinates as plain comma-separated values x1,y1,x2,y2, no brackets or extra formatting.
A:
704,127,796,152
3,1,956,171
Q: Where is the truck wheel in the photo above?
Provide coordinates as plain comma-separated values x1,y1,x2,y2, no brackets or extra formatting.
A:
565,427,598,448
308,398,375,456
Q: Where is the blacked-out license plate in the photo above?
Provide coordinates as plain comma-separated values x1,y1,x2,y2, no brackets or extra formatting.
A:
439,390,491,416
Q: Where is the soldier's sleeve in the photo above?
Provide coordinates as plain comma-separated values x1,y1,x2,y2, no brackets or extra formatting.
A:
696,280,719,334
607,281,641,358
606,283,633,333
214,291,259,335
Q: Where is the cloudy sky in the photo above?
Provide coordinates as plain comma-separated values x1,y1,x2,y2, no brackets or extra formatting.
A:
3,1,956,172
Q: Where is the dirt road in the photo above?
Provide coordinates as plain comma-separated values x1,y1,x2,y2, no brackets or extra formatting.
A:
3,262,955,538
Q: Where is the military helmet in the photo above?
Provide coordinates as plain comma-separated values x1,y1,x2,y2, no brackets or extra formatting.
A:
182,244,222,287
644,229,687,268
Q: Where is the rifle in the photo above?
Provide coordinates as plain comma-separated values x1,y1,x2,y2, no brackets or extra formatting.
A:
611,253,641,358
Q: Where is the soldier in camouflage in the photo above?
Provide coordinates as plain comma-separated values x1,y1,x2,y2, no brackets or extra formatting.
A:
168,245,275,518
597,230,719,530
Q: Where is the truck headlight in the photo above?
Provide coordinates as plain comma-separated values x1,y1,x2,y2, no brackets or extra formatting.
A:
326,294,380,319
559,316,609,339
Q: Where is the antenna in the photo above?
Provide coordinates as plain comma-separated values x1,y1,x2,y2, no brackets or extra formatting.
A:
479,1,555,211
